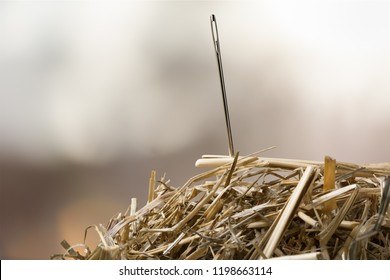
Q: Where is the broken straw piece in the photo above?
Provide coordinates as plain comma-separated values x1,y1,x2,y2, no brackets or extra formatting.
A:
323,156,337,213
261,166,317,259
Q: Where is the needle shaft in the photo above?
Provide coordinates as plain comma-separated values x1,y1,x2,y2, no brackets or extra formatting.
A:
210,14,235,157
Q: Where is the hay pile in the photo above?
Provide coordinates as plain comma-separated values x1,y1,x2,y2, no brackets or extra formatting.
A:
53,152,390,260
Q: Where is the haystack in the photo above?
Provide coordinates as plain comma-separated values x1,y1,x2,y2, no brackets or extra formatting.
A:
53,151,390,260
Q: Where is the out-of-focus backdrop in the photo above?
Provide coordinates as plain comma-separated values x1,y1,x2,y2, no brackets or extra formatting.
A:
0,0,389,259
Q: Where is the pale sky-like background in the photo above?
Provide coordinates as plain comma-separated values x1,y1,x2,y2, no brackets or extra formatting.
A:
0,0,389,259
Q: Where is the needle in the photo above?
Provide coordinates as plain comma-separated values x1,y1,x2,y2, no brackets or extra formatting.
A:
210,14,235,157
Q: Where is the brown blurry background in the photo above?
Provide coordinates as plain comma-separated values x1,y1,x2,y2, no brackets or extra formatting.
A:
0,0,389,259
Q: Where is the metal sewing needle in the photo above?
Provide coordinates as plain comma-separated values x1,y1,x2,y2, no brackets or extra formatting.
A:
210,14,235,157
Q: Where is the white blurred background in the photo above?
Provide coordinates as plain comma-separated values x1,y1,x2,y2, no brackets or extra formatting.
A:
0,0,389,259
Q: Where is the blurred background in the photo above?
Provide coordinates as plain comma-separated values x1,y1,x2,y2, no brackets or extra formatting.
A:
0,0,389,259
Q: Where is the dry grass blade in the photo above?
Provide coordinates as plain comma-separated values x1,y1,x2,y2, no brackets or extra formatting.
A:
148,170,156,203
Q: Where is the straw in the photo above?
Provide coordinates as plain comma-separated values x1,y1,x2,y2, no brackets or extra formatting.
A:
53,154,390,260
